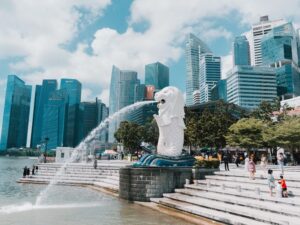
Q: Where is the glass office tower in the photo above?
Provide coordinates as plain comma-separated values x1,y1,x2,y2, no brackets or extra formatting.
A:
199,53,221,103
185,33,212,106
227,66,277,110
145,62,169,91
0,75,32,150
233,36,250,66
60,79,82,147
211,80,227,102
261,22,300,99
42,89,68,150
108,65,139,142
31,80,57,148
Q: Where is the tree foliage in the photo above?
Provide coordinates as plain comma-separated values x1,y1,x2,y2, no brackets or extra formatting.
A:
114,121,144,154
226,118,266,150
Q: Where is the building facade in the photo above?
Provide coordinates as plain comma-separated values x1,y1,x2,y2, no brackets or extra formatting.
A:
233,35,250,66
108,65,140,142
199,53,221,103
31,80,57,148
145,62,169,91
41,89,68,150
185,33,212,106
261,22,300,99
227,66,277,109
0,75,32,150
250,15,286,66
211,79,227,102
60,79,82,147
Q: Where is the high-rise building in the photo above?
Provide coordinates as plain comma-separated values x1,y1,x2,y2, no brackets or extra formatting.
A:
31,80,57,148
134,83,146,102
250,15,286,66
108,65,140,142
145,62,169,91
0,75,32,150
185,33,212,106
76,99,109,145
227,66,277,109
199,53,221,103
145,85,155,100
233,36,250,66
60,79,82,147
261,22,300,99
211,80,227,102
42,89,68,150
192,90,200,105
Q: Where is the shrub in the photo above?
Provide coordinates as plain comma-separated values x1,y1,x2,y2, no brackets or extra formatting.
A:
194,157,220,169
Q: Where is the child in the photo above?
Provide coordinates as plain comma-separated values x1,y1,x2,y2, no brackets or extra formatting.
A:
278,175,288,197
267,169,275,196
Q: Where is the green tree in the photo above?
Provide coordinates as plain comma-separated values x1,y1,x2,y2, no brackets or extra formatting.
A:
184,110,200,150
142,119,159,146
114,121,144,155
226,118,266,150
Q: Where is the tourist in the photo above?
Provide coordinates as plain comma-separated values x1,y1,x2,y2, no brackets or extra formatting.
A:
277,153,285,175
223,151,230,171
121,152,124,160
260,153,268,172
248,155,256,180
23,166,27,178
32,165,35,175
26,167,30,177
234,151,240,168
35,165,38,173
278,175,288,197
267,169,275,197
93,158,97,169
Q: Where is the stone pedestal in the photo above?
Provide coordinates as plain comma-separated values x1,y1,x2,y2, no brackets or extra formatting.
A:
119,167,193,202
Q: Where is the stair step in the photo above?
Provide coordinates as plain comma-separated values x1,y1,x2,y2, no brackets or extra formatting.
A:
184,184,300,207
163,193,297,225
174,188,300,217
151,197,267,225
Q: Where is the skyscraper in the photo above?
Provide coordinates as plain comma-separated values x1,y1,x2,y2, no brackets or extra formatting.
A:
233,35,250,66
42,89,68,150
250,15,286,66
199,53,221,103
145,62,169,90
227,66,277,109
211,80,227,102
60,79,82,147
0,75,32,150
108,65,140,142
185,33,212,106
31,80,57,148
261,22,300,99
134,83,146,102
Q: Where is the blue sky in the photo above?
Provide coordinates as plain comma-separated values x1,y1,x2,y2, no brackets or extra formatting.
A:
0,0,300,139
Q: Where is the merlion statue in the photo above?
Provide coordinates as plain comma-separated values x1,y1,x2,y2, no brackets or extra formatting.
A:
154,86,186,157
133,86,195,167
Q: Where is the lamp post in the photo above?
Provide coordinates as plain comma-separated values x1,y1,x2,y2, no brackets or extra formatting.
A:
44,137,49,163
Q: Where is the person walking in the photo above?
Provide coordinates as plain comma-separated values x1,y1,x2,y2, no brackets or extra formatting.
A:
248,155,256,180
32,165,35,175
267,169,275,197
93,158,97,169
223,151,230,171
260,153,268,172
26,167,30,177
35,165,39,173
23,166,27,178
277,152,285,175
235,151,240,168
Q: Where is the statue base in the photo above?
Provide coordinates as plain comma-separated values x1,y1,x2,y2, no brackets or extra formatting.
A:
133,154,195,167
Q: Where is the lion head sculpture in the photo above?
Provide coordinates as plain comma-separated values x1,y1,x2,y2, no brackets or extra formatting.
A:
154,86,185,157
154,86,185,123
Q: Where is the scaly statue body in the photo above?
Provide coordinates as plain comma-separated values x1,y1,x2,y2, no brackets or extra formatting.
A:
154,86,186,157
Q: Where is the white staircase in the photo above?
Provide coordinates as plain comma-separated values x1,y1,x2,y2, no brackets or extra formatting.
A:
151,166,300,225
18,160,130,193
